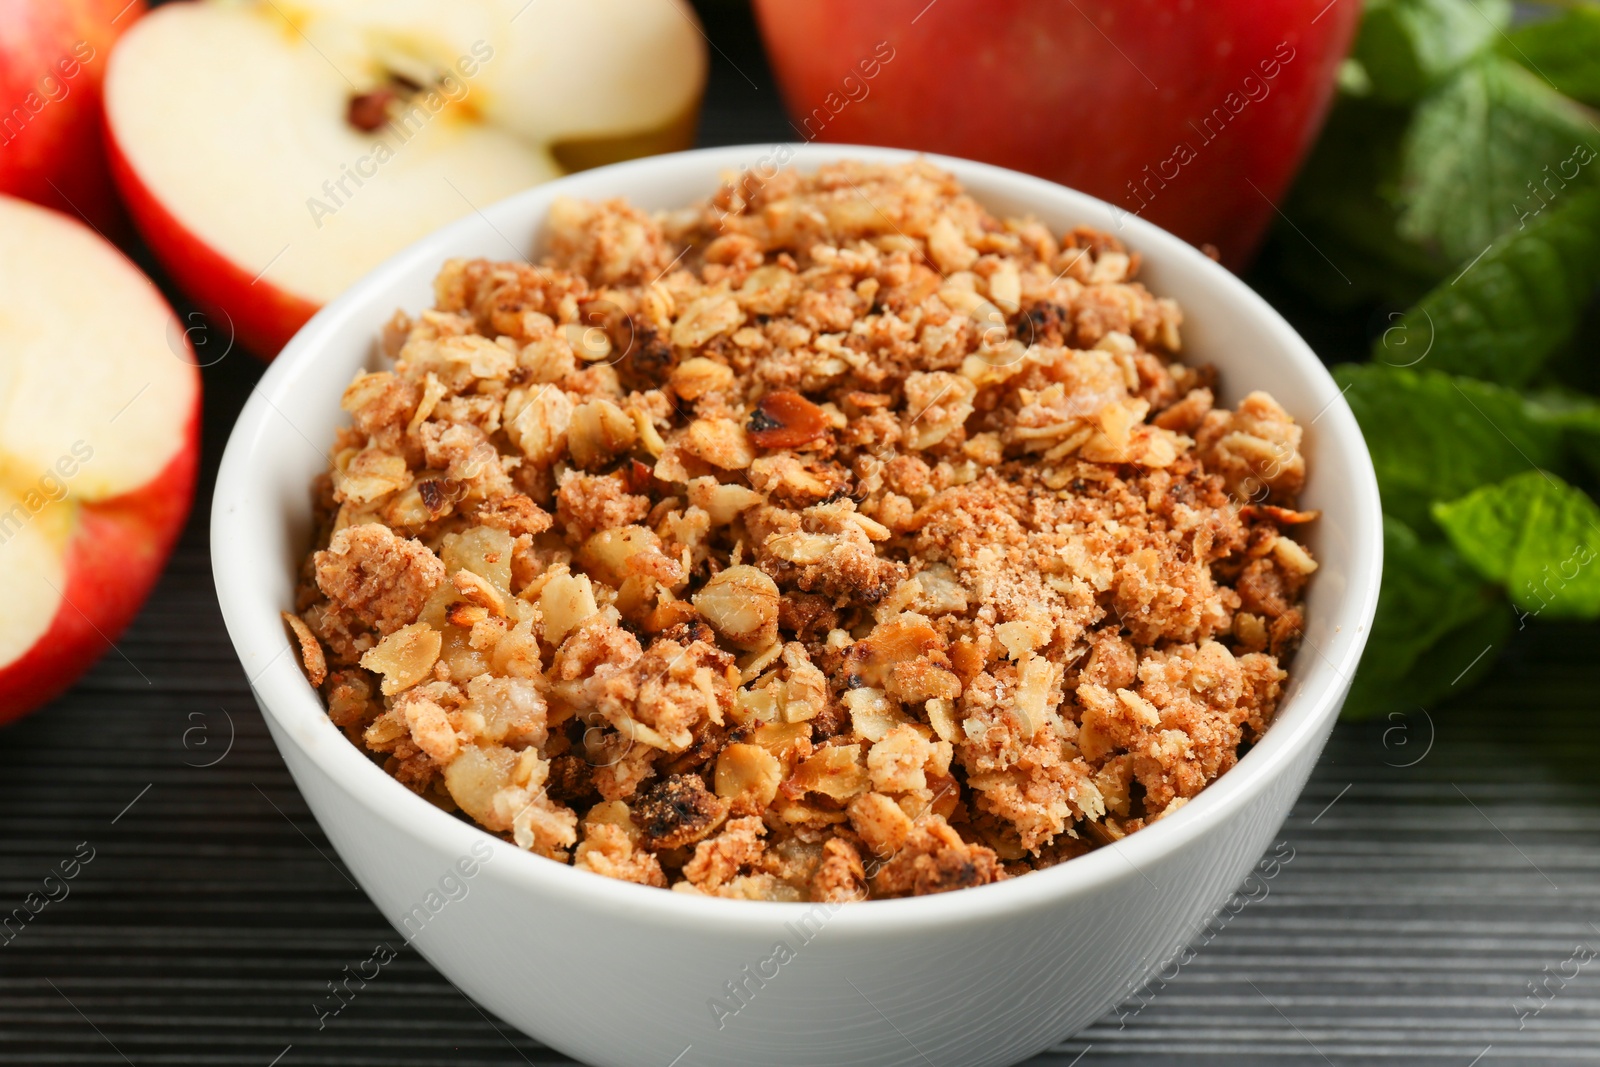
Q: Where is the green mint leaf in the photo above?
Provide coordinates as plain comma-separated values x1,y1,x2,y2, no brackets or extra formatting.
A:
1395,55,1599,264
1503,4,1600,107
1431,470,1600,618
1375,186,1600,386
1278,96,1451,306
1355,0,1510,104
1525,387,1600,432
1343,597,1510,719
1525,388,1600,478
1527,388,1600,477
1572,437,1600,481
1334,364,1566,528
1343,515,1505,718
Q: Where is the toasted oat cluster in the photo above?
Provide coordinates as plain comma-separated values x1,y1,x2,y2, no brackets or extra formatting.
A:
290,161,1318,902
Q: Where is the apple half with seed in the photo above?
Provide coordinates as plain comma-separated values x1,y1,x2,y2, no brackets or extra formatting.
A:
0,194,200,725
103,0,708,358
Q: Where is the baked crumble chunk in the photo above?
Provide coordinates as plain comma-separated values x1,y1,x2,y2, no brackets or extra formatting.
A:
289,161,1318,901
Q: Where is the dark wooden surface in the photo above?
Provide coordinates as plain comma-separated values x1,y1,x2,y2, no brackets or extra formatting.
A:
4,3,1598,1064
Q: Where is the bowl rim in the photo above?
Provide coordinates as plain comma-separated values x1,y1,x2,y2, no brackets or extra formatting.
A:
212,142,1383,936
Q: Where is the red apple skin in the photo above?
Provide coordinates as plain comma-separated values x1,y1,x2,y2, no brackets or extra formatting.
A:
105,126,319,359
0,0,144,237
752,0,1361,268
0,410,199,726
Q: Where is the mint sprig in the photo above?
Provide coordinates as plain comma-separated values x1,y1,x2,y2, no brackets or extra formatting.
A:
1355,0,1511,104
1270,0,1600,716
1382,188,1600,385
1336,364,1568,527
1343,516,1505,718
1432,470,1600,618
1395,55,1598,263
1503,4,1600,107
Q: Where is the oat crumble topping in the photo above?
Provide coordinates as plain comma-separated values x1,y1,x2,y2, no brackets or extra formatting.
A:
290,161,1317,902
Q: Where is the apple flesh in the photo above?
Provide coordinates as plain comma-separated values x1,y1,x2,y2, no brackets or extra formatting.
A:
752,0,1361,268
0,194,200,726
0,0,144,237
103,0,708,358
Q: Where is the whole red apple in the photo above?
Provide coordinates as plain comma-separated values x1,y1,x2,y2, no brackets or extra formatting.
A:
752,0,1361,268
0,0,144,236
0,194,200,726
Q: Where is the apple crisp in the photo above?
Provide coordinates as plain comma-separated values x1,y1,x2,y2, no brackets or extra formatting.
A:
290,160,1317,902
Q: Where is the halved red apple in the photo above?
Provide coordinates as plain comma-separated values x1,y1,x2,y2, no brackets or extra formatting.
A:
0,194,200,725
0,0,145,237
103,0,707,358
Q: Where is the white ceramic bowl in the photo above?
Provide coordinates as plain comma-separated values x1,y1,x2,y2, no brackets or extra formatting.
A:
213,144,1382,1067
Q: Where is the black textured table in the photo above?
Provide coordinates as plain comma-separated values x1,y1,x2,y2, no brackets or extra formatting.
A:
4,4,1599,1064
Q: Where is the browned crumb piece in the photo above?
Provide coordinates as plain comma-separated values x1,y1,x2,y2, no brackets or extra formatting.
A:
634,774,730,851
1194,391,1307,503
573,822,668,887
810,836,868,902
472,493,554,537
546,753,597,805
296,160,1317,902
324,669,380,736
545,196,677,286
555,470,650,542
595,629,735,756
1153,386,1213,434
680,815,767,894
591,744,659,804
572,807,668,888
313,523,445,635
282,611,326,687
868,815,1004,898
777,592,838,643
